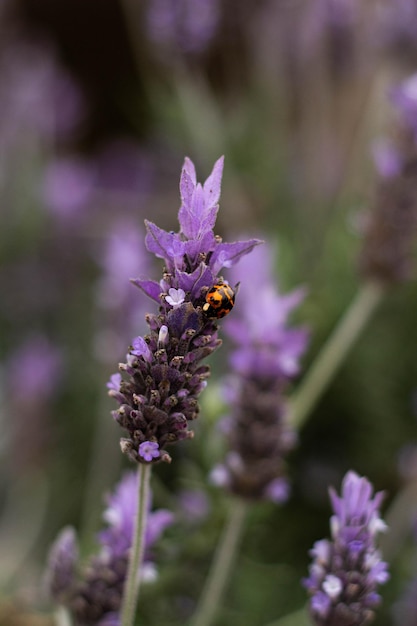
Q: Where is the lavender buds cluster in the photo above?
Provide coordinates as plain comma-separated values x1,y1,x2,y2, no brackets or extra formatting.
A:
304,471,389,626
211,244,309,502
46,472,173,626
108,156,260,464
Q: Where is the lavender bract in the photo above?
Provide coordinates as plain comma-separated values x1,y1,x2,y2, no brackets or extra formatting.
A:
108,156,260,464
303,471,389,626
210,243,309,501
46,472,174,626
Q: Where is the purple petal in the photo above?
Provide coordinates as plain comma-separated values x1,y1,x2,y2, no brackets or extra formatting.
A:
97,613,120,626
130,337,152,362
145,509,175,547
180,161,196,209
131,278,163,303
167,302,202,337
145,220,184,267
178,157,224,239
176,263,214,298
203,155,224,208
210,239,263,275
107,372,122,391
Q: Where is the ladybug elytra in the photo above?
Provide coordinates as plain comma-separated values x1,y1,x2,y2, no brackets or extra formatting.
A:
203,283,236,319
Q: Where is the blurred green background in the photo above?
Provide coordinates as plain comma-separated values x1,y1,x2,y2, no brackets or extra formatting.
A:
1,0,417,624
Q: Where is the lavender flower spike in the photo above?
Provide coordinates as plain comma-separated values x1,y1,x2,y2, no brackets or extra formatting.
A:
109,156,261,464
210,242,309,501
303,471,389,626
45,471,174,626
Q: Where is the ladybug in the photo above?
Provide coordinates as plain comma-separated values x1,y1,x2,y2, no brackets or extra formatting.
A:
203,283,236,319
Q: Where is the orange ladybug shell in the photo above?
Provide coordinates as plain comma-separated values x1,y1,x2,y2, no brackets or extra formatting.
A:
203,283,235,319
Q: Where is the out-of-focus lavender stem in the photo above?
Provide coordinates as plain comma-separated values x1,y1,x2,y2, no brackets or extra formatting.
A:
189,497,248,626
288,280,386,430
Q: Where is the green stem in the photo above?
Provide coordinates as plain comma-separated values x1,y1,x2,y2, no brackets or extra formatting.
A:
263,606,310,626
379,477,417,562
120,463,152,626
288,280,386,430
54,607,73,626
190,498,248,626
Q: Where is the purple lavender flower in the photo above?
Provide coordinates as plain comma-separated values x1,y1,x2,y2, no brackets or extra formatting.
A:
377,0,417,65
360,73,417,283
303,471,389,626
146,0,221,56
7,334,63,401
210,242,309,501
178,488,210,523
94,218,151,364
108,156,260,464
391,73,417,142
41,156,96,220
0,40,85,144
5,334,63,472
46,472,174,625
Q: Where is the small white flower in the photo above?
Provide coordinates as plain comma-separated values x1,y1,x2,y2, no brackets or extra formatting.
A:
209,464,230,488
165,288,186,308
403,74,417,101
322,574,342,600
369,514,388,536
141,561,158,583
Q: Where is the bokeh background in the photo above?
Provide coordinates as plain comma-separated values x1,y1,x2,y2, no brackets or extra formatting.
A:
1,0,417,624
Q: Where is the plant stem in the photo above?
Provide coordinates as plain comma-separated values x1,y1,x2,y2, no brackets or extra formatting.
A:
120,463,152,626
263,606,310,626
288,280,386,430
54,607,73,626
190,497,248,626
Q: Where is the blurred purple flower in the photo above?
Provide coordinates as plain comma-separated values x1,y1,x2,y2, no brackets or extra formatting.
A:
0,40,86,143
44,526,78,605
46,471,174,625
371,139,403,179
391,73,417,141
146,0,221,56
7,334,63,401
109,156,261,464
96,140,154,196
360,72,417,284
299,0,363,78
210,242,309,501
304,471,389,626
96,219,150,310
377,0,417,64
41,156,96,220
178,488,210,523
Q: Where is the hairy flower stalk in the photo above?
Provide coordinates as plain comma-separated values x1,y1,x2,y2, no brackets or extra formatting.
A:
108,156,260,465
303,471,389,626
45,471,174,626
211,242,309,501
